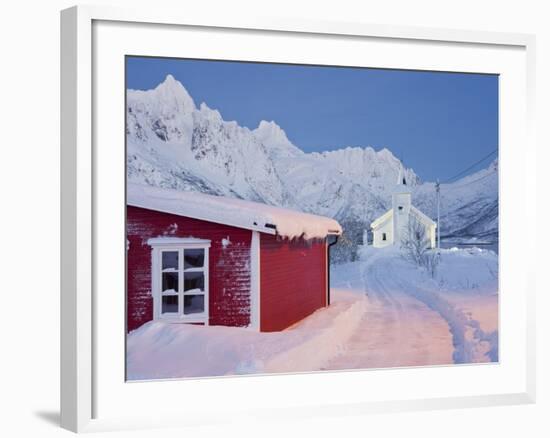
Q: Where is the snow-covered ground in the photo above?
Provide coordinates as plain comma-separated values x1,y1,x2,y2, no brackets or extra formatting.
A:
126,245,498,380
127,289,367,380
330,246,498,368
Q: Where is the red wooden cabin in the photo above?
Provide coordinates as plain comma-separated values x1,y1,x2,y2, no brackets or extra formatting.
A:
127,183,342,333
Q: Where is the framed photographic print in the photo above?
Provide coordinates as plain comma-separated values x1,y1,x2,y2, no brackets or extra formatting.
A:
61,5,536,433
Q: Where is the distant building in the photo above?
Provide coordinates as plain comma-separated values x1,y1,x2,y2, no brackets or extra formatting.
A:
126,183,342,333
370,169,436,249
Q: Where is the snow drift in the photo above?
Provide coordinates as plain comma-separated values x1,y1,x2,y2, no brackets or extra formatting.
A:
127,290,367,380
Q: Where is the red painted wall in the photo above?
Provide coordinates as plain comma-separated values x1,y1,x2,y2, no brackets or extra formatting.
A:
260,234,328,332
127,206,252,332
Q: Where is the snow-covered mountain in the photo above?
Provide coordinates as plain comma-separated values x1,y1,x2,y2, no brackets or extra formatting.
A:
415,160,498,242
127,75,498,262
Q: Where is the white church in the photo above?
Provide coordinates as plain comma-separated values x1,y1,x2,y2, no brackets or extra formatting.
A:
370,169,437,249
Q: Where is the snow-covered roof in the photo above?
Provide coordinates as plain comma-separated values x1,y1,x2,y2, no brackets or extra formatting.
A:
127,183,342,239
370,206,436,230
370,209,393,229
410,206,437,227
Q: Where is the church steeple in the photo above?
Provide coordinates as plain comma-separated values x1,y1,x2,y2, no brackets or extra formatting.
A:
370,161,437,249
392,164,412,245
398,166,405,185
393,164,412,194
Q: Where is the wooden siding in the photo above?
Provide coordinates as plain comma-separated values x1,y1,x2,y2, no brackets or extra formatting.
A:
127,206,252,332
259,234,328,332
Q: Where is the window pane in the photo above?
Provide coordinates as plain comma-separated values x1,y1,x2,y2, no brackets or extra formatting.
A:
184,295,204,315
162,295,178,313
184,249,204,269
162,272,178,292
184,272,204,292
162,251,178,271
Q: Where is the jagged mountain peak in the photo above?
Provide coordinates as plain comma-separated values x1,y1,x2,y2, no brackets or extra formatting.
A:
128,74,196,113
309,145,420,188
197,102,224,124
255,120,286,136
253,120,303,158
126,75,197,145
377,147,398,160
162,73,177,85
153,74,196,111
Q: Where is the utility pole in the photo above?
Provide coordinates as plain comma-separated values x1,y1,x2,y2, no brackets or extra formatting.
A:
435,179,441,250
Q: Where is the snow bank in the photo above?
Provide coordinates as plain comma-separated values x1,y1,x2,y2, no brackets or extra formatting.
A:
435,247,498,293
127,182,342,240
126,290,366,380
263,290,367,373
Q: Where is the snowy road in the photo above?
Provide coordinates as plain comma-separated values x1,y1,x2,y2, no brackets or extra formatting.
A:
327,247,498,369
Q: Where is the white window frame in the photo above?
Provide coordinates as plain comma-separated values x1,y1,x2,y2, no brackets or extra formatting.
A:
148,237,211,325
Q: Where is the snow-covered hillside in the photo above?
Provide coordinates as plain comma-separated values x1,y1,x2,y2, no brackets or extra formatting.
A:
415,160,498,241
127,75,498,261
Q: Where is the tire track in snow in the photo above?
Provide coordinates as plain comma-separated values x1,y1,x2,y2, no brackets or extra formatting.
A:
327,255,453,370
364,254,453,365
365,252,497,364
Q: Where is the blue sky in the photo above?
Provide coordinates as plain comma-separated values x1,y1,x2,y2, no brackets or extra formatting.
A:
126,56,498,182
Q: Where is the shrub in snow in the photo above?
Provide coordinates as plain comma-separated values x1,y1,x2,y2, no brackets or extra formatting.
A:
422,251,440,279
330,218,369,264
401,217,440,277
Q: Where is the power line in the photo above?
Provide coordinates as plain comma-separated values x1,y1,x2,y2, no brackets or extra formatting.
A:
445,168,497,189
441,148,498,184
434,150,497,242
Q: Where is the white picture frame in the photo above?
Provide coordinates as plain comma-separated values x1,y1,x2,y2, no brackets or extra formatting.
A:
60,4,536,433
